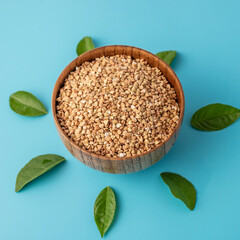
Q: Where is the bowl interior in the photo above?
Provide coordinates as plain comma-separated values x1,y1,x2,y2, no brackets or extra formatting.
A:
52,45,185,160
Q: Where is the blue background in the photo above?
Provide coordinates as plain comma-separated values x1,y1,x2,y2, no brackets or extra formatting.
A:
1,0,240,239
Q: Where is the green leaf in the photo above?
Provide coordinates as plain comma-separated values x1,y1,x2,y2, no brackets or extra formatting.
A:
156,51,176,65
9,91,47,116
94,186,116,238
161,172,196,210
191,103,240,131
15,154,65,192
76,36,95,56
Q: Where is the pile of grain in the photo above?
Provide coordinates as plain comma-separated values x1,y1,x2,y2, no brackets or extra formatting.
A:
56,55,180,158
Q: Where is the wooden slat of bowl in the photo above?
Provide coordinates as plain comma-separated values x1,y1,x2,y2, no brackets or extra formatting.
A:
52,45,185,174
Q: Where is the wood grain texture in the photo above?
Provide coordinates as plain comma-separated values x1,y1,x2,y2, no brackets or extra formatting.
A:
52,45,185,174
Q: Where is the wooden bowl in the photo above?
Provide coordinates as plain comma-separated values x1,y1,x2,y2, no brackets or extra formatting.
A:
52,45,185,174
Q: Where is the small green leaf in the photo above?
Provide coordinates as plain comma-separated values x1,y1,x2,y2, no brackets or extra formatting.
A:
15,154,65,192
191,103,240,131
9,91,47,116
161,172,196,210
76,36,95,56
94,186,116,238
156,51,176,65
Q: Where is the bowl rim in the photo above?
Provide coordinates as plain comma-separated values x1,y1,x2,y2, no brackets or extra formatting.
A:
52,45,185,161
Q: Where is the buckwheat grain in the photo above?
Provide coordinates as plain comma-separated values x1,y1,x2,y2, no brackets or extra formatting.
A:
56,55,180,158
